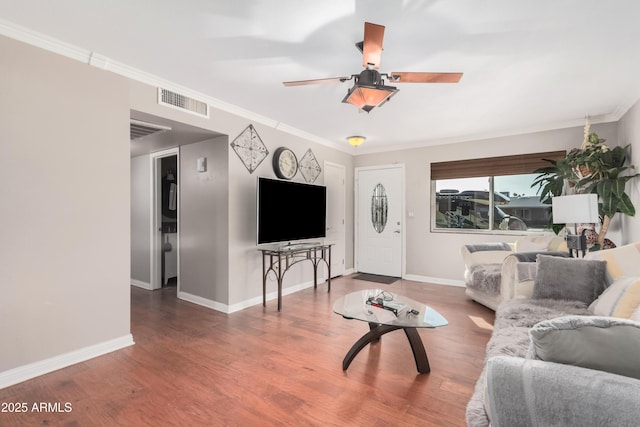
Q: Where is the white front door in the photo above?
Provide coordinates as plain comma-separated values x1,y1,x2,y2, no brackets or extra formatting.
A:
324,162,346,277
356,165,404,277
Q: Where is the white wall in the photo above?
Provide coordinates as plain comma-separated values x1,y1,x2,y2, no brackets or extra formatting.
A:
0,36,132,378
130,155,151,284
618,99,640,244
354,122,620,283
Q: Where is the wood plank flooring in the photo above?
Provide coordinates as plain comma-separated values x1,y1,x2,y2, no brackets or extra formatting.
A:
0,276,494,426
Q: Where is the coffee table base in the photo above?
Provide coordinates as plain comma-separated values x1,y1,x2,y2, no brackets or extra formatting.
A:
342,322,431,374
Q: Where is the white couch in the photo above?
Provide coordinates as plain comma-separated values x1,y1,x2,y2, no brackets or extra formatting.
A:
461,236,568,310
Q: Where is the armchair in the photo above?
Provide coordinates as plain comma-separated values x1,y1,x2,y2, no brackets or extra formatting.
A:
461,236,568,310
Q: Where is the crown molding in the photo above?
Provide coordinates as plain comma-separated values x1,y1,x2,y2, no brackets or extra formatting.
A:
3,18,636,158
0,19,352,154
351,112,626,156
0,18,90,62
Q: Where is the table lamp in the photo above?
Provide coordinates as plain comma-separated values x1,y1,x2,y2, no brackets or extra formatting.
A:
552,194,600,257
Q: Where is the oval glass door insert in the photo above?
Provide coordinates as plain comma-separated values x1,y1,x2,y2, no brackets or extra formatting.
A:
371,183,388,233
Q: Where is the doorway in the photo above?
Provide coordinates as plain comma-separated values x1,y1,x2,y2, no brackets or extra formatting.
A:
151,148,180,291
355,165,405,277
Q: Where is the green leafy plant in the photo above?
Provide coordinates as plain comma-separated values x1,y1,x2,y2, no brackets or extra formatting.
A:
532,126,639,249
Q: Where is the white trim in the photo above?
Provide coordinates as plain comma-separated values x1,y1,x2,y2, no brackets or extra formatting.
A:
403,274,465,287
0,335,134,389
343,267,355,276
178,279,326,314
0,18,91,63
0,18,633,157
131,279,153,290
0,19,350,154
178,291,230,313
350,113,624,156
258,279,325,312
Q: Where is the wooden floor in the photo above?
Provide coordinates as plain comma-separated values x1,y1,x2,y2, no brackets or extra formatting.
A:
0,276,494,426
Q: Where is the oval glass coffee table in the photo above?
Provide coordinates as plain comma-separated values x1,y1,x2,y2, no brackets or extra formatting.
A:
333,289,448,374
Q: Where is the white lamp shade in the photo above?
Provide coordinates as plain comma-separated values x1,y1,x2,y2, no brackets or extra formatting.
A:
552,194,599,224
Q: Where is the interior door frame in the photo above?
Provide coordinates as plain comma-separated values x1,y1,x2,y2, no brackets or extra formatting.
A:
355,164,406,277
323,161,346,277
150,147,180,291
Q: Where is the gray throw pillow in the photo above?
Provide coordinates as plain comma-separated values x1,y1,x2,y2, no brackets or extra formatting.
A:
532,254,606,304
527,315,640,379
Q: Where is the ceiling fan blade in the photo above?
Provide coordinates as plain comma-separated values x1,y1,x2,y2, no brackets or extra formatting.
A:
282,77,349,87
362,22,385,69
390,72,463,83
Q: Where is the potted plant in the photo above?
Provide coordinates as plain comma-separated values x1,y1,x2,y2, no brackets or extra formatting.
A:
532,119,639,249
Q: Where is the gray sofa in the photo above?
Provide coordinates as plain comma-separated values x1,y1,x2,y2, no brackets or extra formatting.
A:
466,244,640,427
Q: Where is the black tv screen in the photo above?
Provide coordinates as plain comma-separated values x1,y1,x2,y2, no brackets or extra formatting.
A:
257,177,327,245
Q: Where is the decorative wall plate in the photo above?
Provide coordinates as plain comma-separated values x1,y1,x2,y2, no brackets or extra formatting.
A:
299,148,322,183
230,124,269,173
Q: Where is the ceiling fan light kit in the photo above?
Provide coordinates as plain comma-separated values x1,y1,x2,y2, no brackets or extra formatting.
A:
283,22,462,113
342,68,398,112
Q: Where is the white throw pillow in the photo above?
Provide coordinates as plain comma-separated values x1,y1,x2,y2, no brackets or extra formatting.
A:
516,236,551,252
527,315,640,379
590,276,640,319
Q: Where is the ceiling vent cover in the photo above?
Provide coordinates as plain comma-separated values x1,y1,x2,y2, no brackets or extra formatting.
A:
130,119,172,140
158,88,209,118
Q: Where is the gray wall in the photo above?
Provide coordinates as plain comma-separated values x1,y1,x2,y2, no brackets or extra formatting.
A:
0,36,131,372
129,80,354,309
354,122,622,283
130,155,151,284
179,136,230,303
225,126,355,307
3,25,640,384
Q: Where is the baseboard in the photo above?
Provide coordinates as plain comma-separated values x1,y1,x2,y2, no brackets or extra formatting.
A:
131,279,153,290
342,268,355,276
178,278,327,314
403,274,465,287
0,334,135,389
177,291,230,313
245,279,324,312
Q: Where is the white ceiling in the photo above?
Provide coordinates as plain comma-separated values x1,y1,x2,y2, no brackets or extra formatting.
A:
2,0,640,154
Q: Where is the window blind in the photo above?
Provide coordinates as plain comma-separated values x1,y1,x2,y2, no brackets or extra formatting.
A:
430,151,566,180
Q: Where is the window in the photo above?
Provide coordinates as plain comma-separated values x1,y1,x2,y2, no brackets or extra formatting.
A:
431,151,565,232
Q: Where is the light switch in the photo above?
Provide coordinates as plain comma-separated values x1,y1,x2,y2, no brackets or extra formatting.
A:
197,157,207,172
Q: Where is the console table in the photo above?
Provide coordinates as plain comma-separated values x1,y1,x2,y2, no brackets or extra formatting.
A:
259,243,332,311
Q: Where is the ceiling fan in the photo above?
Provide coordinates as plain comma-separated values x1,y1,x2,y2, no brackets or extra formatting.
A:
283,22,463,113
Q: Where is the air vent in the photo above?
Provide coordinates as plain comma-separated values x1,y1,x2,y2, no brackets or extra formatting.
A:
158,88,209,118
130,119,172,140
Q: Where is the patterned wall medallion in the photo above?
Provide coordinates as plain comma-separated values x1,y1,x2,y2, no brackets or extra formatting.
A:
299,149,322,183
230,124,269,173
371,183,388,233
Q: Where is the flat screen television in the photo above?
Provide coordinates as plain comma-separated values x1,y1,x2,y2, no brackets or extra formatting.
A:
257,177,327,245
